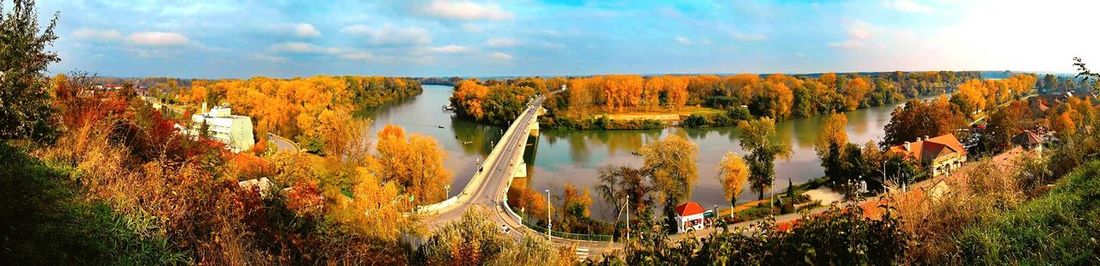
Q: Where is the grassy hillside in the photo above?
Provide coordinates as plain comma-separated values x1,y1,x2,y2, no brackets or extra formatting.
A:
0,143,185,264
957,160,1100,264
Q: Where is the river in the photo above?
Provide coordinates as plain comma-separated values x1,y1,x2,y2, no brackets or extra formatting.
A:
362,85,914,219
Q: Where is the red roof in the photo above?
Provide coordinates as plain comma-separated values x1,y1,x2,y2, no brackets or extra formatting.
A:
888,134,966,164
675,201,706,216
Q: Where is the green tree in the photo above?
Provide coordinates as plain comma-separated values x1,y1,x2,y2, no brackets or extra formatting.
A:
738,118,792,200
0,0,59,143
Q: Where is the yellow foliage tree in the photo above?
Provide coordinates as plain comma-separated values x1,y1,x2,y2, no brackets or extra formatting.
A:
374,125,453,205
716,152,749,209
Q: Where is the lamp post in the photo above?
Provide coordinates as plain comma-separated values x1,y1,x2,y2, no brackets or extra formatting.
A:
713,205,718,228
625,195,630,242
546,189,551,240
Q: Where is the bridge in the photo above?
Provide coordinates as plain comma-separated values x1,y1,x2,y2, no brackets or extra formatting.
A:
417,91,621,258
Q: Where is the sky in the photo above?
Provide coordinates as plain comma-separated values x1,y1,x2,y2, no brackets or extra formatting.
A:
37,0,1100,78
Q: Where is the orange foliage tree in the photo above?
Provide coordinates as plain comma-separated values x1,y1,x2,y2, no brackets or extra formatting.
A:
373,125,452,205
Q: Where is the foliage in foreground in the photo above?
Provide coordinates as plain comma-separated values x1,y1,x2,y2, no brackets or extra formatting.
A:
415,209,571,266
0,143,187,264
598,204,910,265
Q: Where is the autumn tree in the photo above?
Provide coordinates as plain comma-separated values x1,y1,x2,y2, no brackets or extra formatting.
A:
640,134,698,230
883,97,966,146
0,0,59,143
560,183,597,233
451,79,489,120
715,152,749,211
506,178,549,225
373,125,452,205
951,80,987,115
596,165,654,219
840,76,872,111
815,113,854,184
738,118,792,200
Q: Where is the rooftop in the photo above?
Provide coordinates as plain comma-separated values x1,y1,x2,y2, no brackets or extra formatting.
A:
675,201,706,217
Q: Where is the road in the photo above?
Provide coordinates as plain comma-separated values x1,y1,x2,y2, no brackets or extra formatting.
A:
423,94,544,228
267,133,299,153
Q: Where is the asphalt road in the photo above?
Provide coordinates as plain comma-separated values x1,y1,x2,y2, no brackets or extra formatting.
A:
267,133,299,153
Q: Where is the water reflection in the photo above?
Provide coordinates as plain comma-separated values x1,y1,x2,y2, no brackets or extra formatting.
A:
361,85,922,220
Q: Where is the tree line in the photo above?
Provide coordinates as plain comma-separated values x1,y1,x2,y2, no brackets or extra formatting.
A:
450,72,984,129
181,76,421,154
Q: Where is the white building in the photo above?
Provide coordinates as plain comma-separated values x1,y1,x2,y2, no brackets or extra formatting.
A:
191,103,255,153
675,201,706,233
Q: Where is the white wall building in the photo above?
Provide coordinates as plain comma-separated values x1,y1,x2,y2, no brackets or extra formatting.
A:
675,201,707,233
191,103,255,153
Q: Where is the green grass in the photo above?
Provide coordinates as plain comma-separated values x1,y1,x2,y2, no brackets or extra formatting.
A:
0,143,189,264
956,160,1100,264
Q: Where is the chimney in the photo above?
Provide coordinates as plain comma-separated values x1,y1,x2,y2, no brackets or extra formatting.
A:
923,135,930,141
904,141,911,151
202,101,207,115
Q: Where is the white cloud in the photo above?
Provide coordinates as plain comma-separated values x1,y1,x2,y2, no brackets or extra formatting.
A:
289,23,321,37
340,51,375,60
126,32,189,46
428,45,471,53
268,42,341,54
249,54,288,62
419,0,514,21
73,28,122,42
882,0,934,13
732,33,767,41
340,24,431,46
485,37,519,48
829,21,875,48
488,52,513,61
675,36,692,45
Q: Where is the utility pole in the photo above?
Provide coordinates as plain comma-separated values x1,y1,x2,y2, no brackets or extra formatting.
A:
546,189,551,240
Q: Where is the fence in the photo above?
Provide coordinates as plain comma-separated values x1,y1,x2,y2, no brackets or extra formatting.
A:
518,213,615,242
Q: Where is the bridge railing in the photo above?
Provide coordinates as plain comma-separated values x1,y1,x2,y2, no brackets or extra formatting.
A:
517,213,615,242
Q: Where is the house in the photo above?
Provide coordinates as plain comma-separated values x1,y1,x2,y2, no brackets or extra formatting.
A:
674,201,706,233
191,102,255,152
888,134,967,177
1012,130,1043,151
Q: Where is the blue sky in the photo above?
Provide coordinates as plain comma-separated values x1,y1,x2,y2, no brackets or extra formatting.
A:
39,0,1100,78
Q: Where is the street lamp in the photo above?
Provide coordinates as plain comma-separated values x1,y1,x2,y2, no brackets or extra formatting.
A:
625,195,630,242
713,205,718,228
546,189,551,240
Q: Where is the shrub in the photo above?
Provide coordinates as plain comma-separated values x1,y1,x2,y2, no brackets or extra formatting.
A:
0,143,187,264
616,204,911,265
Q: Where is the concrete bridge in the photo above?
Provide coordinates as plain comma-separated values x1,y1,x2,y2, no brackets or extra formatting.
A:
417,90,622,258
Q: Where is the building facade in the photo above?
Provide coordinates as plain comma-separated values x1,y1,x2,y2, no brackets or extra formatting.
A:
191,104,255,153
674,201,706,233
888,134,967,177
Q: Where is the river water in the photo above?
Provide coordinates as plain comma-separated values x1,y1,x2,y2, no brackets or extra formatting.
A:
362,85,910,219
